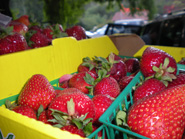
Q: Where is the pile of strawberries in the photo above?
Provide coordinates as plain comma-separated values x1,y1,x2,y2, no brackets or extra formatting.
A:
0,15,87,55
115,46,185,139
5,52,139,138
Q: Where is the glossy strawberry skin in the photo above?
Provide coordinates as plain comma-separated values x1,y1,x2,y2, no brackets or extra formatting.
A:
38,110,50,124
167,73,185,88
92,94,113,124
124,58,140,73
13,105,37,120
127,85,185,139
0,33,28,55
61,125,85,137
140,47,177,77
133,78,166,102
27,30,52,48
42,27,53,39
65,25,86,40
77,64,97,77
68,71,97,94
8,21,28,35
18,74,56,111
94,77,120,98
119,74,134,91
15,15,30,26
108,60,127,82
47,91,95,120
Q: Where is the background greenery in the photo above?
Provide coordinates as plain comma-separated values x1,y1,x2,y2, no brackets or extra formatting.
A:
6,0,185,30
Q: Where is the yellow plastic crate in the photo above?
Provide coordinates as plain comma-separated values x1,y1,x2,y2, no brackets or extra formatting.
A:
0,36,119,139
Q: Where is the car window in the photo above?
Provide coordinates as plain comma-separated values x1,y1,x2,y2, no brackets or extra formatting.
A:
159,17,184,47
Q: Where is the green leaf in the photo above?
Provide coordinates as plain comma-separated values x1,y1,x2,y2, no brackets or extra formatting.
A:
84,72,95,85
116,110,127,126
71,119,83,129
163,57,169,68
83,122,93,136
67,98,75,116
37,104,44,118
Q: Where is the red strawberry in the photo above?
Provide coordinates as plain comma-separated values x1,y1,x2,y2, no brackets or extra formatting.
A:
29,25,42,32
47,90,95,120
140,47,177,81
59,74,73,88
12,105,37,120
8,21,28,35
38,110,50,124
42,26,53,39
14,15,30,26
119,74,134,91
124,58,140,73
94,77,120,98
61,125,85,137
106,53,127,82
0,32,28,55
56,88,82,96
127,84,185,139
26,30,51,48
65,25,86,40
133,78,166,102
167,73,185,88
92,94,113,124
68,71,97,94
18,74,56,111
178,57,185,65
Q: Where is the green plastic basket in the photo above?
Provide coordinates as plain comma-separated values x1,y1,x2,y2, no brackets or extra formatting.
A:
99,64,185,139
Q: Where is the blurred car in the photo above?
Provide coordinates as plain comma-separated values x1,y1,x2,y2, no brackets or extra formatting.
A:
140,9,185,47
114,19,147,26
86,23,142,38
86,24,108,38
105,23,142,36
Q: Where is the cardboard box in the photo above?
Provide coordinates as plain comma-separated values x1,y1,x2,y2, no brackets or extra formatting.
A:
0,36,120,139
109,34,145,56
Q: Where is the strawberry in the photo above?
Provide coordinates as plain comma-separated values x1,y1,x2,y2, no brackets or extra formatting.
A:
140,46,177,82
178,57,185,65
47,90,95,120
0,31,28,55
94,76,120,98
61,125,85,137
12,105,37,120
119,74,134,91
59,74,73,88
127,84,185,139
42,26,53,39
133,78,166,102
38,110,50,124
29,25,42,32
56,88,82,96
14,15,30,26
26,30,51,48
18,74,56,111
65,25,86,40
8,21,28,35
124,58,140,73
106,53,127,82
92,94,113,124
167,73,185,88
68,71,97,94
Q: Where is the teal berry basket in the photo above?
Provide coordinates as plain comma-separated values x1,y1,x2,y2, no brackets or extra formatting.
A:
99,64,185,139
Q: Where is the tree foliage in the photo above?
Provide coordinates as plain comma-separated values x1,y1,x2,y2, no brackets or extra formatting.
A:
43,0,90,29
